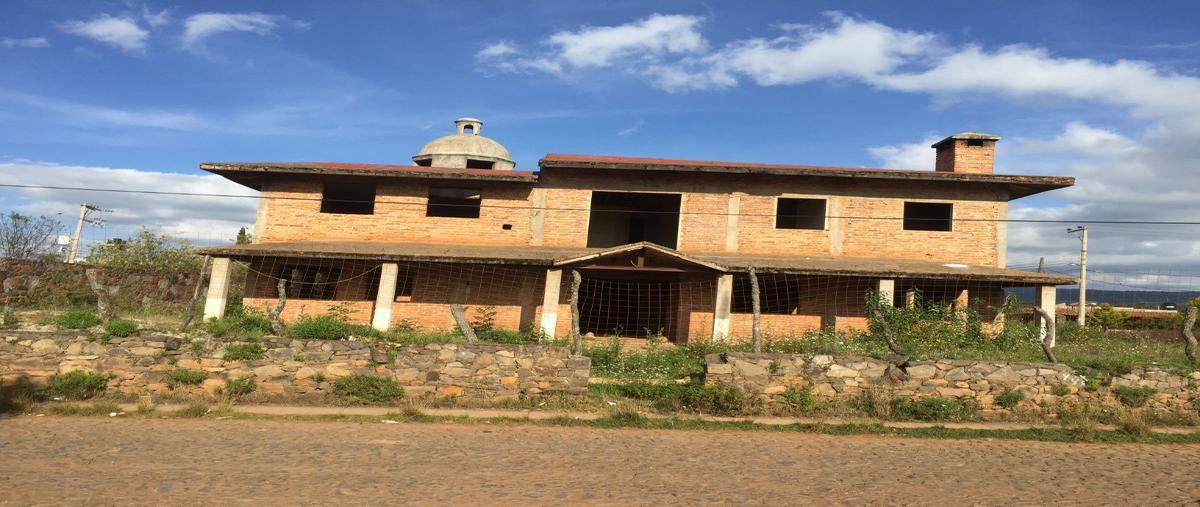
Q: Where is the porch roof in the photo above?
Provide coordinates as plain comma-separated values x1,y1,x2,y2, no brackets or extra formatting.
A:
195,241,1074,285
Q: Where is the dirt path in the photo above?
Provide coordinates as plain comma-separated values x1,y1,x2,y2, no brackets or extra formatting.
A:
2,417,1199,505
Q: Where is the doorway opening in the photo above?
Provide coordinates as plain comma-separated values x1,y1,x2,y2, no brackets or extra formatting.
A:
586,192,681,249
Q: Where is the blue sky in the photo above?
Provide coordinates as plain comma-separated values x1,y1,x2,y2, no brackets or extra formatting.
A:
2,0,1199,275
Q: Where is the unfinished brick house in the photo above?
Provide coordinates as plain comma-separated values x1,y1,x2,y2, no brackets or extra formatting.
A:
197,117,1075,342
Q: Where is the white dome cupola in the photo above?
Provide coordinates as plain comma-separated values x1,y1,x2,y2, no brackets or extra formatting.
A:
412,117,515,170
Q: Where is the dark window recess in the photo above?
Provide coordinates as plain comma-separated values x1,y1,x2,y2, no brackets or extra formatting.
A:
775,198,826,230
903,202,953,232
414,159,432,167
274,264,341,300
320,182,375,215
427,187,482,218
966,139,986,147
465,159,494,170
366,265,417,300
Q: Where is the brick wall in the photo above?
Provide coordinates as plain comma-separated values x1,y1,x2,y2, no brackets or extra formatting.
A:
252,170,1006,267
258,176,535,246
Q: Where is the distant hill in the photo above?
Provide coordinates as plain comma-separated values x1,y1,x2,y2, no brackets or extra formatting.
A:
1008,287,1200,307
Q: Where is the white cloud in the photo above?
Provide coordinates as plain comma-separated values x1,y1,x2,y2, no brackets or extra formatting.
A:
182,12,301,49
59,15,148,53
142,7,170,28
867,136,939,169
617,120,644,137
0,161,257,247
476,14,704,77
2,37,50,49
0,89,206,131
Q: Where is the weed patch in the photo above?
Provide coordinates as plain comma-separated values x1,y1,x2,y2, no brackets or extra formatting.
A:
103,318,138,337
1113,385,1157,408
165,370,207,390
222,377,256,397
996,389,1025,409
223,342,265,361
333,374,405,404
43,370,108,400
54,309,100,330
290,314,349,340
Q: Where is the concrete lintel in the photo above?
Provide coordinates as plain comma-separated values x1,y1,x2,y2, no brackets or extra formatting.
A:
712,274,734,341
539,269,563,337
371,263,399,331
202,257,233,320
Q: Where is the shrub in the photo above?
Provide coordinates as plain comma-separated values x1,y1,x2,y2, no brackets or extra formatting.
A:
890,396,979,422
54,309,100,330
854,387,895,420
778,384,818,414
1087,304,1129,331
290,314,349,340
333,375,406,404
995,389,1025,409
223,343,265,361
165,370,207,390
222,377,256,397
1051,384,1072,397
43,370,108,400
103,318,138,337
205,309,272,338
1113,385,1157,408
597,381,751,416
176,401,210,417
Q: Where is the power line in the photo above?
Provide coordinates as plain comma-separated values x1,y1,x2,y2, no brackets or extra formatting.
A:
5,182,1200,225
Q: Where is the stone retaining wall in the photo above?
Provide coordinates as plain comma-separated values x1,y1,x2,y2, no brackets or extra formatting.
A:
0,331,589,399
1,261,201,308
706,352,1199,410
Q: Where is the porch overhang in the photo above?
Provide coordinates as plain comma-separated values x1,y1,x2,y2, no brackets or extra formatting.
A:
195,241,1073,285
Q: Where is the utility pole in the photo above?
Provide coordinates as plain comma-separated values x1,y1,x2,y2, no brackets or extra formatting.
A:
1067,226,1088,325
67,203,107,263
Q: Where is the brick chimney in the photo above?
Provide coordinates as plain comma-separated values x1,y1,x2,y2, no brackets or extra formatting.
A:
932,132,1001,174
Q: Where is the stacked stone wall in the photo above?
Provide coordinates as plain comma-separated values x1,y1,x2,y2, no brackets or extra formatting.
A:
706,352,1199,410
0,331,589,399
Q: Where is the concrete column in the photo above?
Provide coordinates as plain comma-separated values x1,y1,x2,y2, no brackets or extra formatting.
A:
371,263,399,331
724,195,740,252
202,257,233,320
876,279,895,307
1036,285,1057,347
529,188,546,246
711,274,734,341
538,269,563,337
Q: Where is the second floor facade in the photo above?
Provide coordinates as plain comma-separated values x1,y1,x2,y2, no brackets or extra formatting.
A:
202,126,1073,269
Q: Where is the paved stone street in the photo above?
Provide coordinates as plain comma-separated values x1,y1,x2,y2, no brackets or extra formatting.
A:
2,416,1199,505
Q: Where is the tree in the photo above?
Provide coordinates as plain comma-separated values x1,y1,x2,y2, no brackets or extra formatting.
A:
1086,303,1128,331
235,227,252,245
86,229,203,271
0,212,60,260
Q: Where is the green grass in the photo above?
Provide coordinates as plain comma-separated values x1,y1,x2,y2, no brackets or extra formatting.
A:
103,318,138,337
164,370,207,390
332,374,406,404
1113,385,1158,408
43,370,108,400
54,309,100,330
290,314,350,340
996,389,1026,409
205,308,272,338
45,402,122,416
201,408,1200,444
223,342,265,361
222,377,256,397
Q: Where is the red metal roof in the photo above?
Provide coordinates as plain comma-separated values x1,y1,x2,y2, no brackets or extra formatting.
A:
541,153,923,174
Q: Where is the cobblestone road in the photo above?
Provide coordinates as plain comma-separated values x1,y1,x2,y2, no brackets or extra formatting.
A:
2,417,1198,505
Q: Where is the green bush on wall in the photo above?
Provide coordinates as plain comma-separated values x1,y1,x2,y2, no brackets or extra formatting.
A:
54,310,100,330
43,370,108,400
332,374,406,404
103,318,138,337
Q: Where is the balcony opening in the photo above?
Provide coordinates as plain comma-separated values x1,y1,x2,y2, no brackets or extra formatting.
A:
427,187,482,218
586,191,681,249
